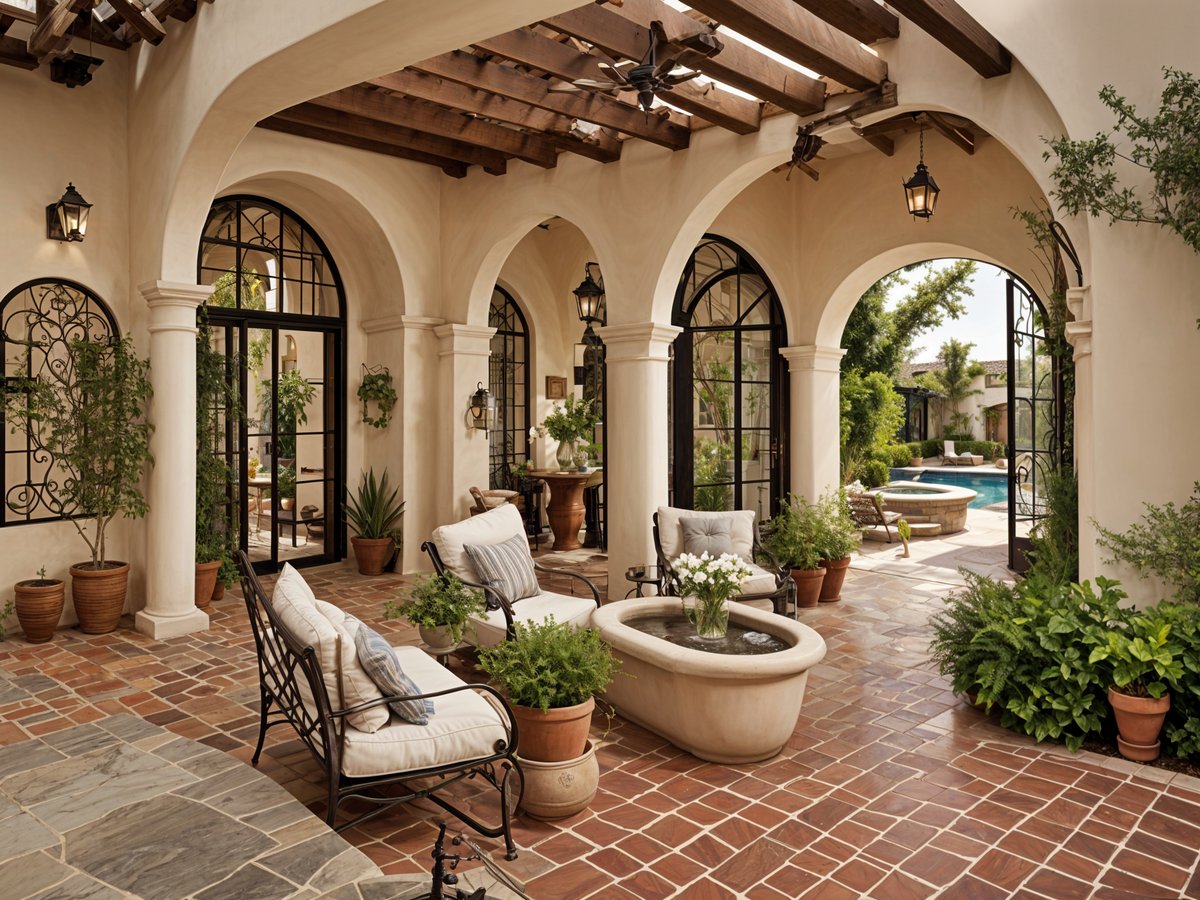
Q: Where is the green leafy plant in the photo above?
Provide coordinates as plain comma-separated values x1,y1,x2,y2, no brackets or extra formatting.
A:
345,468,405,539
257,368,315,461
1095,482,1200,604
275,465,296,501
858,458,890,489
762,494,823,571
358,365,396,429
897,519,911,556
387,574,486,645
542,394,600,443
915,339,985,437
816,489,861,561
840,370,904,483
4,336,153,568
1155,603,1200,757
477,616,620,711
196,311,240,576
1024,466,1079,587
1087,603,1184,699
693,437,732,511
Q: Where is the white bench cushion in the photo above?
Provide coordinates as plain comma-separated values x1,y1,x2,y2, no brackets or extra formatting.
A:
657,507,756,561
468,591,597,648
740,562,779,596
340,646,509,778
432,503,526,583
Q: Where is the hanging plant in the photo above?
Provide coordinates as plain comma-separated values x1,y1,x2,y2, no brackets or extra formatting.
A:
358,364,396,429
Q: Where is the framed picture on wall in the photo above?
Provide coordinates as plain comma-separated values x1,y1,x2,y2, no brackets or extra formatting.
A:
546,375,568,400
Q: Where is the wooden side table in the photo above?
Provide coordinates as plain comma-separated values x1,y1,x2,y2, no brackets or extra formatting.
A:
530,470,591,551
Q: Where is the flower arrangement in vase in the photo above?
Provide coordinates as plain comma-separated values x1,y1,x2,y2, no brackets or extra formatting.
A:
542,394,599,471
671,552,753,639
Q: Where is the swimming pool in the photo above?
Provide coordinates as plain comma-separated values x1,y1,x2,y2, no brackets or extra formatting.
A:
888,469,1009,509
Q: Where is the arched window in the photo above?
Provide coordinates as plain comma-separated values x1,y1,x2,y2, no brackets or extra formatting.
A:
488,286,530,489
670,236,787,520
1,279,118,526
198,196,345,573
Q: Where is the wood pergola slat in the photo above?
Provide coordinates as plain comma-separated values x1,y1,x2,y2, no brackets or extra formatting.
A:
413,49,690,151
886,0,1010,78
311,85,560,169
686,0,887,91
787,0,899,45
28,0,90,59
0,33,37,68
107,0,167,45
257,117,469,178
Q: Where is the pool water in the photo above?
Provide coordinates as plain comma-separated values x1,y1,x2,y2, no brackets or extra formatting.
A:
888,469,1009,509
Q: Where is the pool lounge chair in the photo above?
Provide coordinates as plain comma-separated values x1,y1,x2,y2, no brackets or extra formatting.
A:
942,441,982,467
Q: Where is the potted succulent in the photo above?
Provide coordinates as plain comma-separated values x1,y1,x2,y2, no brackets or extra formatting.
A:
387,573,486,651
3,335,153,634
670,552,753,639
14,567,64,643
542,394,600,471
897,519,912,558
478,616,619,819
816,489,860,603
345,468,406,576
762,495,825,609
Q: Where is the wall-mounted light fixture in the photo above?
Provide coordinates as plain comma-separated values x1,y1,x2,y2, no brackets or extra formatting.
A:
572,261,606,325
467,381,494,431
46,183,92,242
903,125,940,220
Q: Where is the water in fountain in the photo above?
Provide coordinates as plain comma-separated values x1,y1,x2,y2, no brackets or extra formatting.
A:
629,615,790,655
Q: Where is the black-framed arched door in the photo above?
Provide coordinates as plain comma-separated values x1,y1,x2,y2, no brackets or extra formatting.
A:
198,196,346,574
670,236,788,521
488,286,530,489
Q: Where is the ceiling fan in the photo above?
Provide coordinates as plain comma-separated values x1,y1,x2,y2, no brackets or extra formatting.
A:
556,22,722,115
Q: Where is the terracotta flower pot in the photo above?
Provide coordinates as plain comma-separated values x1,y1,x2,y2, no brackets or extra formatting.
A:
818,557,851,602
1109,687,1170,762
351,536,394,576
211,580,225,604
69,561,130,635
194,560,221,612
789,567,826,609
14,578,65,643
519,740,599,820
512,695,594,763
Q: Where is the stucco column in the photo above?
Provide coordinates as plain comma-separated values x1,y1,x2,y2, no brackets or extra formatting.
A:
598,322,681,594
435,323,497,524
781,344,846,502
136,282,212,639
1065,285,1095,579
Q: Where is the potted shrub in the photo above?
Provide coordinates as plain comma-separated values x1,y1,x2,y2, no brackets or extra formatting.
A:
762,495,825,609
387,574,486,651
14,568,64,643
276,464,297,512
4,335,153,634
816,489,860,602
345,468,405,576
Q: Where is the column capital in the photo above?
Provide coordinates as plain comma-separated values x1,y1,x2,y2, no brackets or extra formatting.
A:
434,322,496,357
780,344,846,374
1065,320,1093,360
362,314,445,334
1065,284,1091,321
597,322,681,362
140,280,212,308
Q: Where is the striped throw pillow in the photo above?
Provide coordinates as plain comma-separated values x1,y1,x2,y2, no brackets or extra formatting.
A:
464,532,539,604
352,620,434,725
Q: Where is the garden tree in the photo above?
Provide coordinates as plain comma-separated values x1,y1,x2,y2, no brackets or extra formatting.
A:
917,339,985,436
840,370,904,482
840,260,977,377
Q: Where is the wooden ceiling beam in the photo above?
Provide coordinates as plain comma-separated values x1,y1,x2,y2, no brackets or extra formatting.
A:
0,33,38,68
0,3,35,25
575,0,824,116
311,86,559,169
413,49,690,150
273,103,509,175
924,110,975,154
686,0,887,91
787,0,899,44
28,0,90,59
886,0,1010,78
257,118,468,178
368,69,621,163
108,0,167,44
854,128,894,156
524,15,762,134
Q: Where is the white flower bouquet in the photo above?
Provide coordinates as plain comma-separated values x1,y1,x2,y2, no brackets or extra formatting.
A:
671,551,752,638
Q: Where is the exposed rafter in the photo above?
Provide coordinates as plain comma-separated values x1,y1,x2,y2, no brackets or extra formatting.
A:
855,110,981,157
107,0,167,45
787,0,899,45
28,0,90,59
886,0,1011,78
257,117,469,178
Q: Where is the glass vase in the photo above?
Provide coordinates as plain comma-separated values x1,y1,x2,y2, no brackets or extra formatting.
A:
684,595,730,640
556,438,577,471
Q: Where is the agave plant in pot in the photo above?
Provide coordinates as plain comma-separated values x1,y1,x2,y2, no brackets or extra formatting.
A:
816,489,860,603
345,468,405,576
4,336,153,634
762,495,825,609
387,574,486,652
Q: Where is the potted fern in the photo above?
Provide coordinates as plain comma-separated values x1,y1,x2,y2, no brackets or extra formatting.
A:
387,574,485,652
345,468,405,576
762,495,825,608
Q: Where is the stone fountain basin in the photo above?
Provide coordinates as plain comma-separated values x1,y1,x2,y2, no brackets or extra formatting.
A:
592,599,827,764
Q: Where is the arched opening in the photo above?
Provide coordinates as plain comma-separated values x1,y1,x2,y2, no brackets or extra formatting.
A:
488,285,531,490
198,195,347,573
669,236,788,521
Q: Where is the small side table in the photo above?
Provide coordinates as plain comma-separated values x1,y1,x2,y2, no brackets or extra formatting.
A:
419,641,465,668
625,564,664,599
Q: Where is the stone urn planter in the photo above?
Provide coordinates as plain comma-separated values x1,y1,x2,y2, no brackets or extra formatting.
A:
69,562,130,635
1109,687,1171,762
14,576,65,643
351,536,394,577
194,561,221,612
512,696,594,763
519,740,599,820
418,624,457,653
910,457,924,467
818,557,851,602
789,567,825,609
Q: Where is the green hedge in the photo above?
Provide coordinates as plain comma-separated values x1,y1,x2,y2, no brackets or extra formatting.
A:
914,439,1005,459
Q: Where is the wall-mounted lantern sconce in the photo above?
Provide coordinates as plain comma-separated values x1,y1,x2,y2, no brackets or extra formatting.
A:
46,183,92,242
467,381,494,431
572,261,606,325
903,125,940,220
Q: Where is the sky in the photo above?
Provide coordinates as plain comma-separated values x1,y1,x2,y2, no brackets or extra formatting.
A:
884,259,1011,366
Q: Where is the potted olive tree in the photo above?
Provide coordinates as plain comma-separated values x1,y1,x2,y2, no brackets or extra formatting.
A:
345,468,405,575
478,616,619,819
817,489,860,603
387,574,486,652
762,495,825,609
4,336,153,634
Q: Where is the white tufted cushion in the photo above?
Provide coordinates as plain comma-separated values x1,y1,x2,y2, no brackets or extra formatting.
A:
658,507,756,561
467,591,597,648
432,503,526,583
339,646,510,778
739,563,779,597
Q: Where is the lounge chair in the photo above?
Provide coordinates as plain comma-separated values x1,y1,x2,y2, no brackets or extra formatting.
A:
847,492,905,543
943,441,982,466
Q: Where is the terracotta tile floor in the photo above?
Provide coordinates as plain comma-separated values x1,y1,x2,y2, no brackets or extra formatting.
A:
2,561,1200,899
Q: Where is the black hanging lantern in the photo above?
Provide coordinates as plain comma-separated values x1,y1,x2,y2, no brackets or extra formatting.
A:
572,262,605,325
903,126,940,219
46,183,92,242
467,381,494,430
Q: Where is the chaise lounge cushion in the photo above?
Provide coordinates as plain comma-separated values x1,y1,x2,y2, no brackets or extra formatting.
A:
432,503,526,584
353,619,434,725
271,566,389,733
339,646,510,778
658,507,755,561
464,532,540,605
468,591,596,648
679,515,735,557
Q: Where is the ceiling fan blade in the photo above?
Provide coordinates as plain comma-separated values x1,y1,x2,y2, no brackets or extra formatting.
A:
571,78,623,89
590,47,626,72
597,61,630,84
653,54,684,80
548,81,582,93
662,70,701,86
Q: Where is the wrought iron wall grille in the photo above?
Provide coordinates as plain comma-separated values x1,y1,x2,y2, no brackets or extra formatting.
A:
488,286,530,490
0,279,118,526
